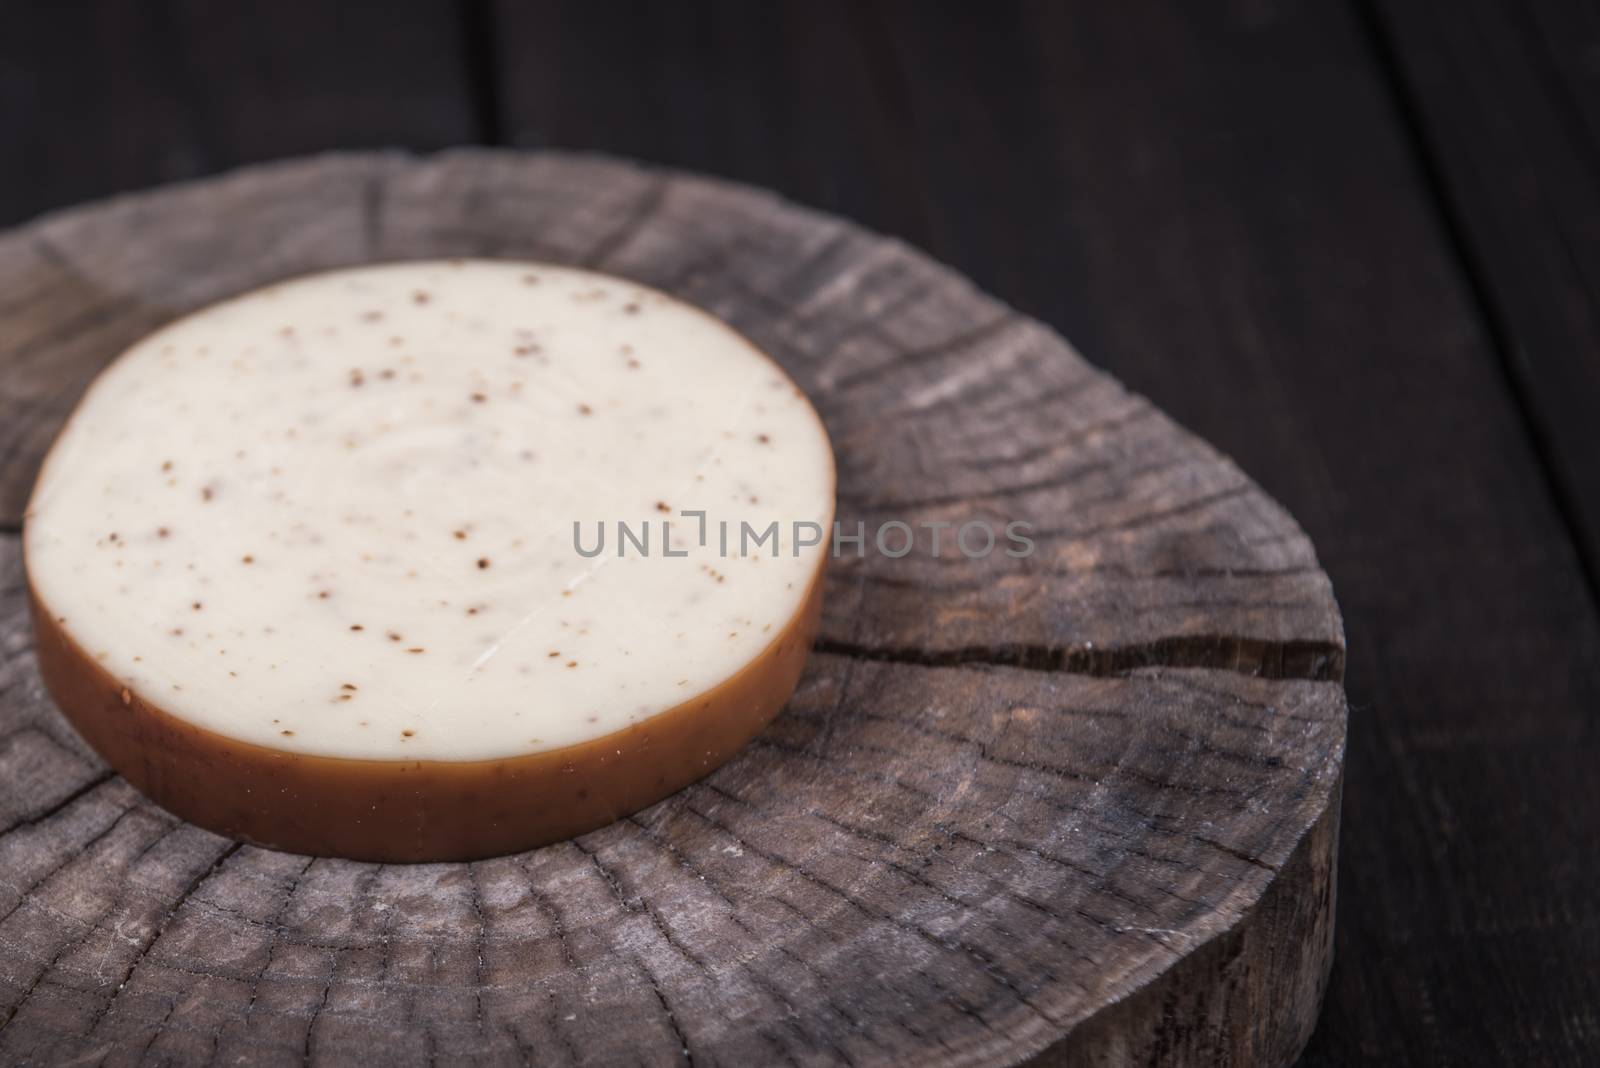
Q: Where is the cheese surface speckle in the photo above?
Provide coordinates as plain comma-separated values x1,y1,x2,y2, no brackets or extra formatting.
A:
26,261,835,760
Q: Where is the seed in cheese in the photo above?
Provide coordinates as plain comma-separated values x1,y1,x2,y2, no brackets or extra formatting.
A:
25,260,835,861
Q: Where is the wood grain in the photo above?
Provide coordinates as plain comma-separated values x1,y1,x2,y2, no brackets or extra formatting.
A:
0,152,1345,1066
1367,0,1600,585
0,0,478,231
628,5,1600,1061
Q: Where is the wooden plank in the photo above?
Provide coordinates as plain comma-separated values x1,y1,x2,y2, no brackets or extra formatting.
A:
1365,0,1600,583
0,0,478,229
488,0,935,250
489,1,1600,1062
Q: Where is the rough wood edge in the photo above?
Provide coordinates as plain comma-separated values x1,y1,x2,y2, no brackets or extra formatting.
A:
1030,764,1342,1067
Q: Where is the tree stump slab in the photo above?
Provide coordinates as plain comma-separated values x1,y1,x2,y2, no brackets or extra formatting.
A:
0,152,1346,1067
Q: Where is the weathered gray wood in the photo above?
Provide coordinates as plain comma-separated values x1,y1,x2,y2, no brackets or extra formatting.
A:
0,151,1345,1066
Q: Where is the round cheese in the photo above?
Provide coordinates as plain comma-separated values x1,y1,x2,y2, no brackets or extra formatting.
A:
25,261,834,861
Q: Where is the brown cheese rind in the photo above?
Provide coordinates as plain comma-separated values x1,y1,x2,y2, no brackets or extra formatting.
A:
29,563,824,862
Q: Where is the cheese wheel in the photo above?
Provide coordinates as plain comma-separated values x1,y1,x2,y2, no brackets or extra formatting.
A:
25,261,835,861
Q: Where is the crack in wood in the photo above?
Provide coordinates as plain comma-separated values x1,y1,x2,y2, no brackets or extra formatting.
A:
0,804,142,935
211,853,313,1062
27,234,84,282
813,633,1344,683
838,563,1322,601
301,946,338,1065
639,955,696,1066
580,174,672,270
465,863,489,1044
690,784,1066,1034
361,170,387,259
0,291,150,371
621,815,864,1067
1029,484,1255,543
514,861,576,971
840,452,1125,513
942,403,1154,474
0,769,114,837
107,837,242,985
826,311,1021,393
808,808,1142,965
747,736,941,805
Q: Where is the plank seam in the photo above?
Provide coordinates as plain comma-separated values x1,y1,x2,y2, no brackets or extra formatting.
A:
458,0,504,146
1352,0,1600,616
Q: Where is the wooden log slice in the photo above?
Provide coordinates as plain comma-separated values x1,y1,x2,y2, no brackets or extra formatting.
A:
0,151,1346,1067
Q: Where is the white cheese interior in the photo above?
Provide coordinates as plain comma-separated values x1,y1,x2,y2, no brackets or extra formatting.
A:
26,261,834,760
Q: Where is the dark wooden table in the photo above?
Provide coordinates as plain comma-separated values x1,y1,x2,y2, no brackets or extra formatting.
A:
1,2,1595,1064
